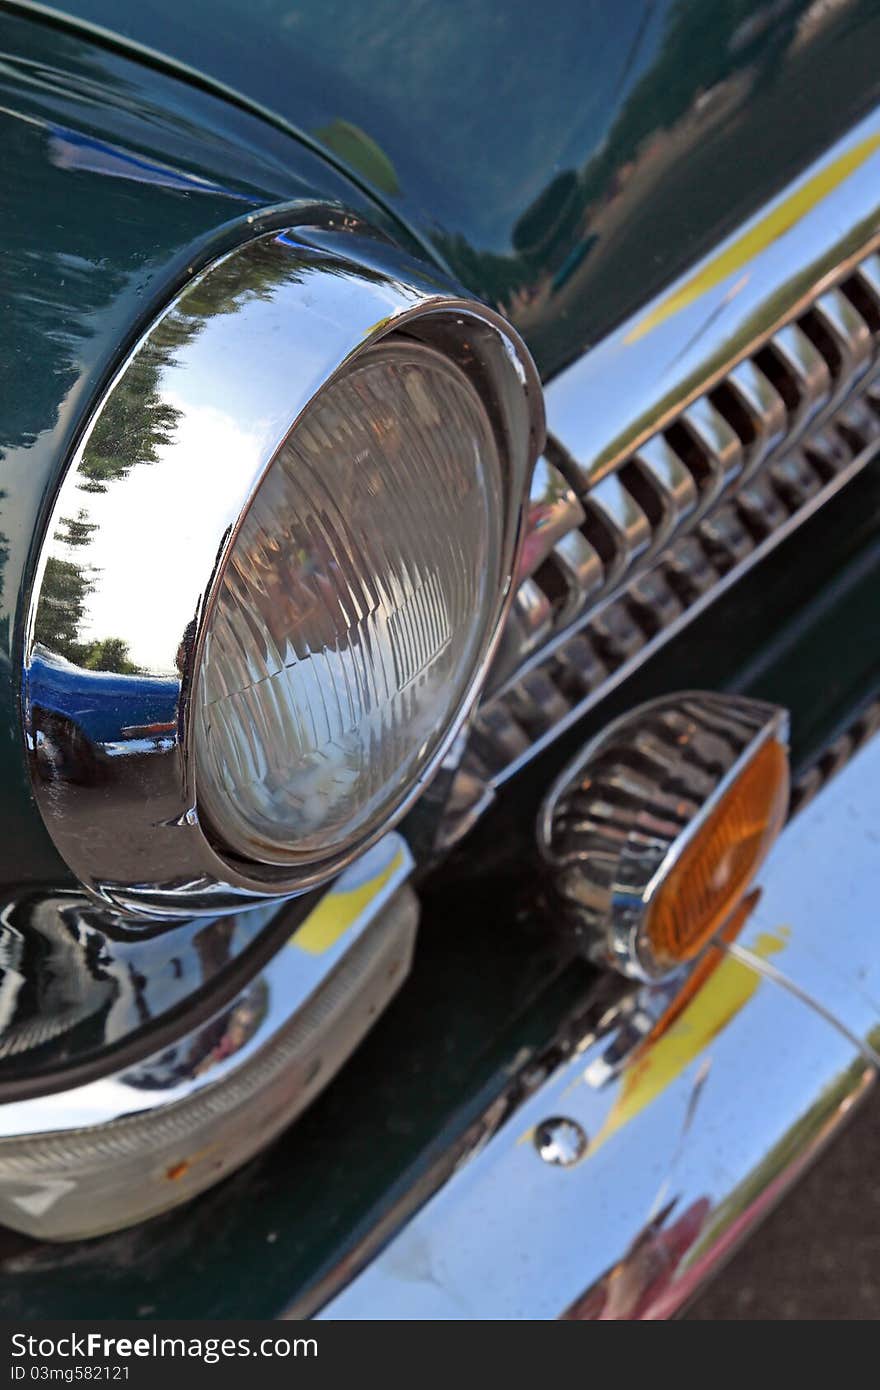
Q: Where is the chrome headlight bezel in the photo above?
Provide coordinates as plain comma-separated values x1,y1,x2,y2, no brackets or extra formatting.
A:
22,221,544,915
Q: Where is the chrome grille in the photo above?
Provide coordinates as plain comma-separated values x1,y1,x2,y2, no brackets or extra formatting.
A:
789,694,880,817
447,245,880,836
514,251,880,670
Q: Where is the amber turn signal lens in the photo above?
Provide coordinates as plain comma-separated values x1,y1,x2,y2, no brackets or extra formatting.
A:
644,738,789,969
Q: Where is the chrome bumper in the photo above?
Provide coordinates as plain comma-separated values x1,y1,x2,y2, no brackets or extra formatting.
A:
320,729,880,1319
0,838,417,1240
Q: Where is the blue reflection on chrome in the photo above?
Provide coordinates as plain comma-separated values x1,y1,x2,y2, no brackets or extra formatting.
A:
26,645,179,752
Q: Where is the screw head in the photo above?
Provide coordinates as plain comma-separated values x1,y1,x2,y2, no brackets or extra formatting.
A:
534,1116,588,1167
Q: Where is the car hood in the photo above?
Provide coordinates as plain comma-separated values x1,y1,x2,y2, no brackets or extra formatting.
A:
29,1,880,375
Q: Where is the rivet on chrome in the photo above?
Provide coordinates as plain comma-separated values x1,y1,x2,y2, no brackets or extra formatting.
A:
534,1117,588,1167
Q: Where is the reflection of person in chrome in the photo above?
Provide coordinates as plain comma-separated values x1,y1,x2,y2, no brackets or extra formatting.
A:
566,1197,712,1320
124,978,270,1092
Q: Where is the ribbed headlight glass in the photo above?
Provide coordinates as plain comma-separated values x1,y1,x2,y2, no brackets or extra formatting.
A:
194,339,504,865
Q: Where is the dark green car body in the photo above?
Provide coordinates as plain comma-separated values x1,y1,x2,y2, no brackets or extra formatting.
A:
0,0,878,1316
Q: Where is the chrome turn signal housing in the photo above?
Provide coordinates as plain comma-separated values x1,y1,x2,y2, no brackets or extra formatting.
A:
22,223,543,916
538,693,790,980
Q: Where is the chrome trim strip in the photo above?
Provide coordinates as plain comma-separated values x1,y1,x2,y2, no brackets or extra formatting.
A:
319,738,880,1320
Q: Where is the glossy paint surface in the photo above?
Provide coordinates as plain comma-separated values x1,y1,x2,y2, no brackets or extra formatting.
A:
30,0,880,375
0,11,410,886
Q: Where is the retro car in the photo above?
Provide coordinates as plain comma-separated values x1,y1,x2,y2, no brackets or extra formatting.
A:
0,0,879,1320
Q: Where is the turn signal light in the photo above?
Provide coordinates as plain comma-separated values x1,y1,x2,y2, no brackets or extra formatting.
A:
539,693,790,980
644,737,789,969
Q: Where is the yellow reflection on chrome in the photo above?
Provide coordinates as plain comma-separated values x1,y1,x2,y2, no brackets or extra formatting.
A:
590,925,789,1152
290,848,406,955
626,132,880,343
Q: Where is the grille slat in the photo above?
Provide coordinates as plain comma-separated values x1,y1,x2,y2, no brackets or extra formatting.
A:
761,322,833,433
811,288,873,391
626,436,699,546
580,471,653,590
678,397,746,506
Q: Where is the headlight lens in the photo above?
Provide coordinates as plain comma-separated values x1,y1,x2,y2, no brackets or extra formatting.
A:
194,340,504,865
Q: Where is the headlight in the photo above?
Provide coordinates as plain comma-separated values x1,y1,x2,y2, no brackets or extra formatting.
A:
23,223,543,914
195,340,503,868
